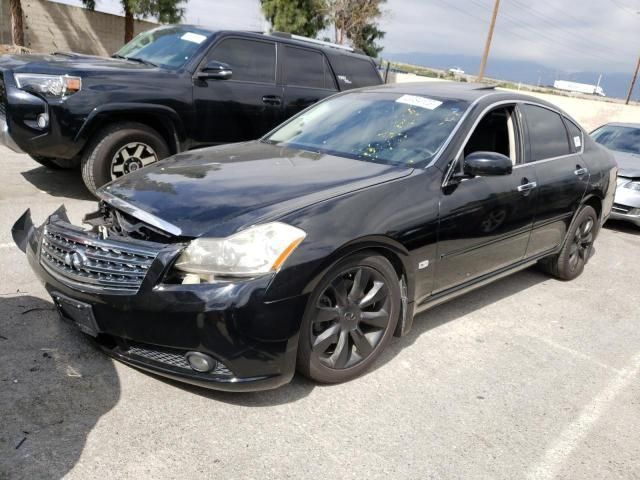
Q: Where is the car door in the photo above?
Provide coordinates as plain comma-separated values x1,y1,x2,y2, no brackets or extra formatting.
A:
434,105,539,293
520,103,590,257
281,45,338,118
192,36,284,145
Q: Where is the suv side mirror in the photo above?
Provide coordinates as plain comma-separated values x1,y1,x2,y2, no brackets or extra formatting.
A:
464,151,513,176
196,61,232,80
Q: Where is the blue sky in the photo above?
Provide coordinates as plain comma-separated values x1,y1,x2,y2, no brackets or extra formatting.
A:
53,0,640,73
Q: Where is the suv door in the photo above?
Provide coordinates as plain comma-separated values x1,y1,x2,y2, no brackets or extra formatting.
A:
520,103,590,257
192,37,284,145
282,45,338,118
434,105,538,293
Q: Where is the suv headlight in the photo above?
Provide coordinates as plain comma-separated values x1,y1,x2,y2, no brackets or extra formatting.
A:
14,73,82,97
174,222,306,282
622,180,640,192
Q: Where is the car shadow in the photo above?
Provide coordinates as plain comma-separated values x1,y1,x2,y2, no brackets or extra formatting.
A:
604,219,639,235
0,295,119,479
21,166,95,201
161,267,549,405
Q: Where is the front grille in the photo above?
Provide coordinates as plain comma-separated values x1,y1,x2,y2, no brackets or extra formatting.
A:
40,222,162,293
0,74,6,117
127,344,233,376
612,203,632,214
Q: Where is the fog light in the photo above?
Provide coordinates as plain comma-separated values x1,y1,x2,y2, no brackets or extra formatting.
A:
185,351,216,372
37,113,49,129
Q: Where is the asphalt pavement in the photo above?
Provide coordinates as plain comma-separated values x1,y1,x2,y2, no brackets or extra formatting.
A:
1,147,639,479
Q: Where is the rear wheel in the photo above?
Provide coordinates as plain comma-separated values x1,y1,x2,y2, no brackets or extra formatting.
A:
81,122,169,195
297,253,400,384
541,205,598,280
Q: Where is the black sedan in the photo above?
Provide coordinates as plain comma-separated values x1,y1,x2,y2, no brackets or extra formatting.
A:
13,82,617,391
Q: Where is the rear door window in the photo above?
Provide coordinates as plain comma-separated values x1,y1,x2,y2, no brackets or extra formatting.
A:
522,104,572,161
284,46,336,90
328,55,381,89
207,38,276,83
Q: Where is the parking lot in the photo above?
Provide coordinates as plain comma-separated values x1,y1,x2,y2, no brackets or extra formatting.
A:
1,146,639,479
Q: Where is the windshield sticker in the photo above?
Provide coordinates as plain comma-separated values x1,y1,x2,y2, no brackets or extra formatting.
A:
573,135,582,148
396,94,442,110
181,32,207,44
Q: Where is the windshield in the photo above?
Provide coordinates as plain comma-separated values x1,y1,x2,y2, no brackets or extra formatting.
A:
265,92,468,167
591,125,640,155
114,26,211,70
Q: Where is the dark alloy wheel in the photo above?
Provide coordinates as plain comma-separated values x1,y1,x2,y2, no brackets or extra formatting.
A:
298,253,400,383
541,204,598,281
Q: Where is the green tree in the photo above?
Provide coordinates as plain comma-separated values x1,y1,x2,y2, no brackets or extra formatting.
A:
351,23,384,57
82,0,186,44
324,0,386,57
261,0,327,37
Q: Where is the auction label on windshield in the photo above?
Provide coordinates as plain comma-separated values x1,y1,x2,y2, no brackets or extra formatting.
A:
182,32,207,44
396,94,442,110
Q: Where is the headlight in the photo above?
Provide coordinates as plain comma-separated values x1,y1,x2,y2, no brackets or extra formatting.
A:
14,73,82,97
622,180,640,192
174,222,306,281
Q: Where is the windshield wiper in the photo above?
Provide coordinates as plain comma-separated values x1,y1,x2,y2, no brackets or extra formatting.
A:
123,56,158,67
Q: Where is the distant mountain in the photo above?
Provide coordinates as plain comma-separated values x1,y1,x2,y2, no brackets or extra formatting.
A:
385,52,635,100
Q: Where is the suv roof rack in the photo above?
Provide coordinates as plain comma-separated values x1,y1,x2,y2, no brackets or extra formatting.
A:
269,32,355,52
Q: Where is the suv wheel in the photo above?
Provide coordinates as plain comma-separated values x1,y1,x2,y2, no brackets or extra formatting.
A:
81,122,169,195
297,252,401,384
29,155,78,170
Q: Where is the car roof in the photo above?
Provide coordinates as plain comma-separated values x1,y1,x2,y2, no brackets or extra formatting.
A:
362,81,499,101
600,122,640,129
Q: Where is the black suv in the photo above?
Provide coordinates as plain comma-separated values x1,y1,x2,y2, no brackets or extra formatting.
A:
0,25,382,194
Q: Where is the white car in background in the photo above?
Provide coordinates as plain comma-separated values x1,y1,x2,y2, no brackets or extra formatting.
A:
591,122,640,227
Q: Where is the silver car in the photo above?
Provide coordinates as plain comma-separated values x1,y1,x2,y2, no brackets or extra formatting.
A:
591,122,640,227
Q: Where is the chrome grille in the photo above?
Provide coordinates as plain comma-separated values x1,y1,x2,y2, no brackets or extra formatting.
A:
40,222,162,293
128,344,233,376
612,203,631,214
0,75,6,117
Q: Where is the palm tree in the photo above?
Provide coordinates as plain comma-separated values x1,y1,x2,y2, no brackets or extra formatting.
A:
9,0,24,46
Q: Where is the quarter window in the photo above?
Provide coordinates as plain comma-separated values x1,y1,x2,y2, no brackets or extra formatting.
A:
285,46,336,90
564,119,583,153
207,38,276,83
522,104,571,161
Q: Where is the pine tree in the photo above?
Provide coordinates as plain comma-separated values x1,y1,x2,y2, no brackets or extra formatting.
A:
261,0,327,38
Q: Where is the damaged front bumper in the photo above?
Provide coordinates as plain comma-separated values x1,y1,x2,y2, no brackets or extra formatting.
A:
12,207,306,392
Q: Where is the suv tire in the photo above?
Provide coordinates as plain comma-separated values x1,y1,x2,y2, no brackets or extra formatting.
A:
81,122,169,195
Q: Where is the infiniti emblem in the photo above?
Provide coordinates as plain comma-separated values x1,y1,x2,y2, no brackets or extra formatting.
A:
345,312,356,321
64,250,86,270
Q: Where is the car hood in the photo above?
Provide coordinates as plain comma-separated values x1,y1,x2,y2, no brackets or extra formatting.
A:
100,142,413,238
614,151,640,179
0,53,156,74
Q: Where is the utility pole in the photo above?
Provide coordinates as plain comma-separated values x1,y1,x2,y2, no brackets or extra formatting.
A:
625,55,640,104
477,0,501,81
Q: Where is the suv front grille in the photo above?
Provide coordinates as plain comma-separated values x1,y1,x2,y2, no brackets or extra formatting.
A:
0,74,6,118
40,222,162,293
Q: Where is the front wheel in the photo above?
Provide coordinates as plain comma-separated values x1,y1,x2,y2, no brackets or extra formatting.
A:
297,252,401,384
81,122,169,195
541,205,598,281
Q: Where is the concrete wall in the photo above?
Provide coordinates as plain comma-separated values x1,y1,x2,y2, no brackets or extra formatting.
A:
390,73,640,132
0,0,157,55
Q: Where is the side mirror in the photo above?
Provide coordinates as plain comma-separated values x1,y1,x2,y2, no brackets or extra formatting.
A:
196,61,232,80
464,151,513,176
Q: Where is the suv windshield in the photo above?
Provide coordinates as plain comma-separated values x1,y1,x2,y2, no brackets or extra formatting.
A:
591,125,640,155
265,92,468,167
114,26,211,70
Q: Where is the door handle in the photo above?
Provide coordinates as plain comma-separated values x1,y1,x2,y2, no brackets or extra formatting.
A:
262,95,282,106
574,167,588,176
517,181,537,192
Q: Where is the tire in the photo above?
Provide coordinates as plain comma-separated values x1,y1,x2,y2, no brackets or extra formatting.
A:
81,122,169,195
297,252,401,384
541,205,598,281
29,155,77,170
